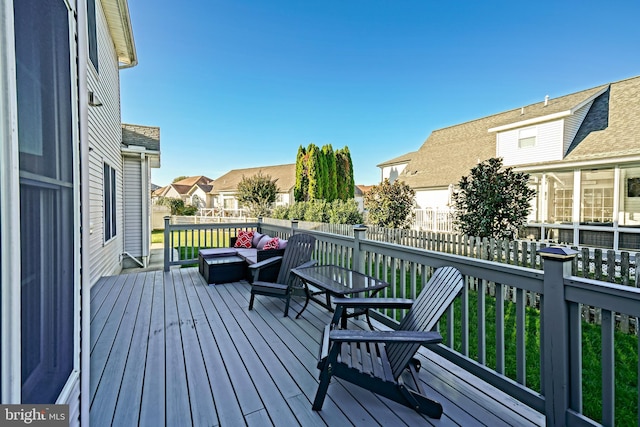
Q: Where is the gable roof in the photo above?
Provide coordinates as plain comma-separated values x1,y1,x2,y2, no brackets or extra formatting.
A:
211,164,296,193
377,151,417,168
172,175,213,187
122,123,160,152
397,75,640,189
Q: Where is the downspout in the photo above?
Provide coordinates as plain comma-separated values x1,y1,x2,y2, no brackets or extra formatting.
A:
140,152,149,267
122,251,144,268
77,0,91,424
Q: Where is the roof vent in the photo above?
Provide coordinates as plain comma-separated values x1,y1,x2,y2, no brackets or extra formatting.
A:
544,95,549,106
520,107,524,115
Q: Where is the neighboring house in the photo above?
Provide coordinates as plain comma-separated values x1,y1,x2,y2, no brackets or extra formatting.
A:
210,164,296,213
152,175,213,206
354,184,373,211
380,76,640,250
1,0,139,423
121,124,161,268
376,151,416,183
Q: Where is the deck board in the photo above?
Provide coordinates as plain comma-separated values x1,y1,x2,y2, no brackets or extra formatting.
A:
90,267,545,427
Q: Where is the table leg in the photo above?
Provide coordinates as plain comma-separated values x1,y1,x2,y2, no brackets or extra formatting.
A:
295,281,312,319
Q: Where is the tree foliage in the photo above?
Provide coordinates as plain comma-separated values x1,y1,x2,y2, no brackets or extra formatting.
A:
271,200,363,225
294,143,354,202
322,144,337,201
236,172,278,217
364,179,415,228
156,197,198,215
294,145,308,202
172,175,189,183
451,157,536,239
336,147,354,200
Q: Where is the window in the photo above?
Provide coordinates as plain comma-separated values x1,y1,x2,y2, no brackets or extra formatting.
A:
548,171,574,223
87,0,98,71
580,169,614,224
104,163,117,241
15,0,74,403
518,127,536,148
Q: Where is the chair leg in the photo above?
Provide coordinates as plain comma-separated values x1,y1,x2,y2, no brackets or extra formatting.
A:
249,292,255,310
283,295,290,317
312,364,333,411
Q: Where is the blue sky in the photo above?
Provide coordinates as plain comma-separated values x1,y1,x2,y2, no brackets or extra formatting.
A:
121,0,640,186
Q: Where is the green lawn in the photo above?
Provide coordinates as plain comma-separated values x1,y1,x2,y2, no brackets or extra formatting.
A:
375,267,638,426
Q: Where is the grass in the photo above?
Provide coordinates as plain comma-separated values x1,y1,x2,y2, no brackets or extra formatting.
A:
373,266,638,426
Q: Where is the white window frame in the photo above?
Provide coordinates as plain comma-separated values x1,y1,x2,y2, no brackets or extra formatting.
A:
518,127,537,148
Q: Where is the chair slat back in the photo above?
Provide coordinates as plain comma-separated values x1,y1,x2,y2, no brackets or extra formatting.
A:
386,266,464,379
276,233,316,286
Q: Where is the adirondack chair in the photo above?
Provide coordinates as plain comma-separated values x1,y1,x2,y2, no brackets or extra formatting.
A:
248,233,316,317
313,266,464,419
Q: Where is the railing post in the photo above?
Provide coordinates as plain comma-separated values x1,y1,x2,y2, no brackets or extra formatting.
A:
257,216,263,233
539,246,578,427
163,216,170,272
353,225,367,274
291,219,299,235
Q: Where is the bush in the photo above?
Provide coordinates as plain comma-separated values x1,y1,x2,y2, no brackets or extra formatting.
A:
364,179,415,229
270,200,363,225
329,199,363,224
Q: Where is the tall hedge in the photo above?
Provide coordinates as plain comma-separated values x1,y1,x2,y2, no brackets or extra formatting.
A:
295,143,354,202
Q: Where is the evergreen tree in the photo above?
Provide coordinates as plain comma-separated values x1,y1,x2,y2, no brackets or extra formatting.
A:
322,144,337,201
452,157,535,239
336,147,355,200
294,145,308,201
307,144,321,200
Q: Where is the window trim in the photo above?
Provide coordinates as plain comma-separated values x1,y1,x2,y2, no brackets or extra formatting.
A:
518,127,537,149
87,0,98,72
104,162,117,242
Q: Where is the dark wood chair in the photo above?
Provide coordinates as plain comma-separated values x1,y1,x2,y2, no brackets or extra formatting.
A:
312,266,464,419
247,233,316,317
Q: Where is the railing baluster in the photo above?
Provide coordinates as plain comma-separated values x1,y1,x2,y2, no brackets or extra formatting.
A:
516,287,526,385
461,275,469,357
478,278,486,365
568,301,582,413
601,309,615,425
495,282,504,374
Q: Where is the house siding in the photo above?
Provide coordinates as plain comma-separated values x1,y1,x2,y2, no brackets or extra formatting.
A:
123,156,143,256
563,101,593,155
497,119,564,166
87,0,125,285
415,188,450,210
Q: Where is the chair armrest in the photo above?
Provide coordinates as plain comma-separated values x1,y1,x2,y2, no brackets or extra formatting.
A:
248,256,283,283
248,255,283,271
333,297,414,310
328,329,442,345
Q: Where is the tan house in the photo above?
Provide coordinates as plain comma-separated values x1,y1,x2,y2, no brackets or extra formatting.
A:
379,75,640,250
153,175,214,207
210,164,296,213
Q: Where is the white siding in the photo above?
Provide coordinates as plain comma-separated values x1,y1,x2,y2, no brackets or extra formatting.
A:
382,163,408,183
415,188,451,210
123,156,143,256
87,0,125,285
497,119,564,166
563,100,593,154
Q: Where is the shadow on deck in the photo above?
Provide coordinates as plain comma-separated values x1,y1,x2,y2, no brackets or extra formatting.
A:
90,267,544,426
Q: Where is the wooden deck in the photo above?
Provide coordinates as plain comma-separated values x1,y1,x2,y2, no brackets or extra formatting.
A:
90,268,544,427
